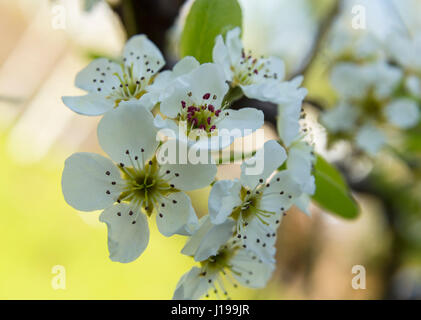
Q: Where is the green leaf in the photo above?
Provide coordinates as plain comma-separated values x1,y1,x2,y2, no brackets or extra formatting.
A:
180,0,242,63
311,155,359,219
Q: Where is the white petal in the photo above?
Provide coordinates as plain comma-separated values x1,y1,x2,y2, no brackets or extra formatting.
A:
173,267,211,300
183,63,229,107
149,57,200,105
159,80,194,118
97,100,159,164
406,75,421,99
373,62,402,99
295,194,312,216
231,249,275,288
62,94,114,116
122,35,165,78
172,56,200,76
261,170,303,212
159,143,217,191
182,216,235,261
99,203,149,263
276,78,307,146
384,98,420,129
241,217,278,263
217,108,264,136
287,142,315,195
355,124,386,155
74,58,121,94
62,152,122,211
320,102,360,133
330,62,370,99
180,216,211,257
212,34,233,81
208,180,242,224
226,27,243,67
265,56,285,80
240,140,287,189
156,192,198,237
240,82,279,102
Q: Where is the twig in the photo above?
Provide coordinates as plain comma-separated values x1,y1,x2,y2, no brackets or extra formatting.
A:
290,0,341,79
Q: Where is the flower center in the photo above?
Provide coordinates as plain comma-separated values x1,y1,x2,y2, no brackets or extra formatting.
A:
231,50,278,86
197,241,258,298
116,154,176,216
177,93,227,137
200,246,237,274
108,63,155,106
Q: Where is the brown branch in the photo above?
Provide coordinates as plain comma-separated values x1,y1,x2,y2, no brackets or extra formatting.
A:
290,0,341,79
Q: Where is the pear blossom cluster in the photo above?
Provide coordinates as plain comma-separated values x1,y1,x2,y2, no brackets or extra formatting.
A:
61,28,314,299
321,0,421,155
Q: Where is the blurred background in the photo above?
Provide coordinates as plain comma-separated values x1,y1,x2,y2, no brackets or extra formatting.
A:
1,0,421,299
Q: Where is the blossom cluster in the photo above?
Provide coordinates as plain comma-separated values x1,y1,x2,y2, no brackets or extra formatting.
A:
321,1,421,156
61,28,314,299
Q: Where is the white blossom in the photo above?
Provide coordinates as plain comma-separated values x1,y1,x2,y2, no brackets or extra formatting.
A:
63,35,165,116
173,217,274,300
62,101,216,262
212,27,304,104
157,63,264,151
207,140,301,263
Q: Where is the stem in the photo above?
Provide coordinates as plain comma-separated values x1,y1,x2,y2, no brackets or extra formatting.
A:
222,86,244,107
290,0,341,79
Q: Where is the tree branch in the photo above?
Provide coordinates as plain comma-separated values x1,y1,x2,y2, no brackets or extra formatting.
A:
290,0,341,79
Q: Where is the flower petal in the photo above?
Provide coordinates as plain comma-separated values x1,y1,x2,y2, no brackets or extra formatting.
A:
276,78,307,146
287,142,315,195
261,170,303,211
97,100,159,164
173,267,212,300
406,75,421,99
99,203,149,263
208,179,242,224
225,27,243,67
159,142,217,191
183,63,229,107
149,56,200,105
156,192,198,237
172,56,200,76
62,94,114,116
384,98,420,129
159,80,194,118
240,140,287,189
231,249,275,288
241,216,278,263
74,58,121,94
320,102,360,133
217,108,264,137
62,152,122,211
212,34,233,81
122,35,165,78
355,124,386,156
182,216,235,261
